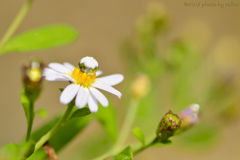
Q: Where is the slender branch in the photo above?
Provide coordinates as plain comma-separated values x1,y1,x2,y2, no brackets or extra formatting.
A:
0,0,35,53
25,100,34,142
34,103,74,151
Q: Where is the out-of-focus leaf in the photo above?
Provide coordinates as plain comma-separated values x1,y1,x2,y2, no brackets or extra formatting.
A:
176,123,220,149
115,146,133,160
132,127,145,146
1,24,78,53
75,132,113,160
35,109,48,118
95,100,118,142
28,115,91,160
0,141,36,160
70,108,91,119
0,143,20,160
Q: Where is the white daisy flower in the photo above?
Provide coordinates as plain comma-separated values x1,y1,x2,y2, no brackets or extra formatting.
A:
43,57,124,113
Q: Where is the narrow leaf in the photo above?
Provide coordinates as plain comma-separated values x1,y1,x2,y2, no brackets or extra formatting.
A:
70,108,91,119
1,24,78,53
132,127,145,146
115,146,133,160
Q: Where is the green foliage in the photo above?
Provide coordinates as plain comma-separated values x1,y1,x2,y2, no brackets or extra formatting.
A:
76,132,113,160
1,24,78,53
0,140,35,160
70,108,91,119
115,146,133,160
132,127,145,146
28,116,91,160
95,101,118,142
0,143,20,160
35,109,48,118
177,123,220,149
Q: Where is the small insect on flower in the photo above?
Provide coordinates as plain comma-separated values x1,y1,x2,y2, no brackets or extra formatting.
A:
43,57,124,113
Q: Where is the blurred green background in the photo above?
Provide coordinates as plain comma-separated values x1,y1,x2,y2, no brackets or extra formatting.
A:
0,0,240,159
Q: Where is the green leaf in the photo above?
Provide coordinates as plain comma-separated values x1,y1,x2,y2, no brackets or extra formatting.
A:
1,24,78,53
76,131,114,159
27,114,91,160
115,146,133,160
70,108,91,119
132,127,145,146
59,88,64,92
95,100,118,142
35,109,48,118
0,143,20,160
0,141,35,160
177,123,220,149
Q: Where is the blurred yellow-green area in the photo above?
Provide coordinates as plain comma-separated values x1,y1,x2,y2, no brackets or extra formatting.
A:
1,0,240,159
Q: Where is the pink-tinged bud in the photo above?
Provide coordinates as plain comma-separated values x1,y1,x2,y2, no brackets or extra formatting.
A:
156,110,182,141
178,104,201,129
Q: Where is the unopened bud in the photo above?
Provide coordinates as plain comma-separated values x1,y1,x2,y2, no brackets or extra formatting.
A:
178,104,200,129
22,59,44,101
156,110,182,141
136,2,168,36
131,74,150,100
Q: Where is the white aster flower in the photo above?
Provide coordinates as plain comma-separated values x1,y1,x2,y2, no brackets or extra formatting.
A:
43,57,124,113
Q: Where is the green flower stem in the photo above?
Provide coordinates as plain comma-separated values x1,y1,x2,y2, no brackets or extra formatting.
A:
25,100,34,142
34,103,74,151
94,99,139,160
133,137,158,156
116,99,139,147
0,0,35,53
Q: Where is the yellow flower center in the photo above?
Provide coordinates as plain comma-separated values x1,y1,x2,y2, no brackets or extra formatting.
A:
70,67,96,87
28,69,42,82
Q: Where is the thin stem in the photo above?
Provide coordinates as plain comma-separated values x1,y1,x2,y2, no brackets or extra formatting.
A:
25,100,34,142
34,103,74,151
133,137,158,156
0,0,35,53
94,99,139,160
116,99,139,147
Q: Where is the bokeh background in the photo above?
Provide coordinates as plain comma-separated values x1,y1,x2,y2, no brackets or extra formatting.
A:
0,0,240,159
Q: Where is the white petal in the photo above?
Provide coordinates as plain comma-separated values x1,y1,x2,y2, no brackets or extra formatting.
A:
43,68,58,76
90,87,109,107
96,70,103,77
60,84,80,105
88,93,98,113
75,86,89,108
92,81,122,99
49,63,70,73
63,62,75,71
98,74,124,86
45,74,70,81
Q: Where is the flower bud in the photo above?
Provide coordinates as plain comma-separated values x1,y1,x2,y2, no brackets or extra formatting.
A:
130,74,150,100
178,104,200,129
156,110,182,141
136,2,168,36
22,59,44,101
